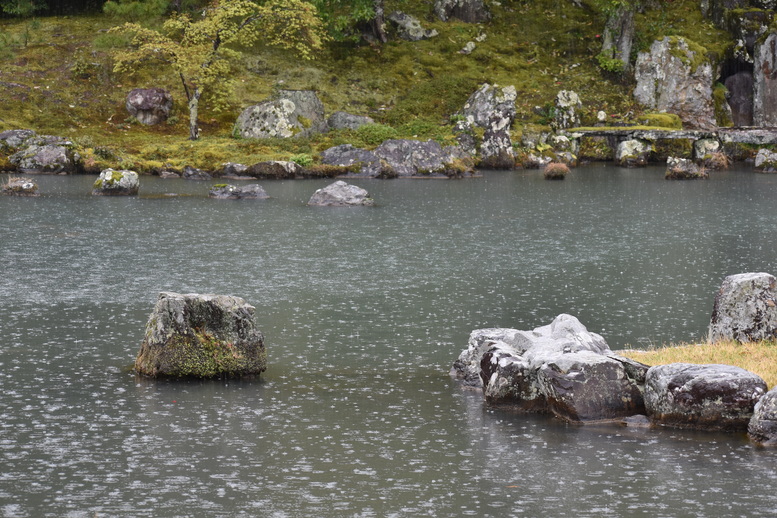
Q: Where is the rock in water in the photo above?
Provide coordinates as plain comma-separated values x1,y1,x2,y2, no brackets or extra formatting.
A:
1,176,39,196
208,183,268,200
135,292,267,378
748,387,777,446
709,272,777,342
307,180,374,206
92,168,139,196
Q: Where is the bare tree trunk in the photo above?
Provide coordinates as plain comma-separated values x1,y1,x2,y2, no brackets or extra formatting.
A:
188,88,201,141
370,0,387,43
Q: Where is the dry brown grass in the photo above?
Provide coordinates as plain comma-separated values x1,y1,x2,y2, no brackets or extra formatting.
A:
622,340,777,389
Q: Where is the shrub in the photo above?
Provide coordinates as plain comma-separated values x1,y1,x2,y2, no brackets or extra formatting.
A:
355,124,399,147
543,162,570,180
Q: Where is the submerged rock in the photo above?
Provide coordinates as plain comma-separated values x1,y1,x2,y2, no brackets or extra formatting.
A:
1,176,39,196
748,386,777,446
135,292,267,378
708,272,777,342
665,157,708,179
209,183,268,200
92,169,139,196
644,363,766,431
307,180,374,206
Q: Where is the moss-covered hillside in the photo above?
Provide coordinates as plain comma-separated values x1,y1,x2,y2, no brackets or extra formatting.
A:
0,0,733,172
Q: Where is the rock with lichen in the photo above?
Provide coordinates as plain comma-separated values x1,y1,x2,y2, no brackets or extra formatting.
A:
307,180,374,206
709,272,777,342
1,176,39,196
92,168,139,195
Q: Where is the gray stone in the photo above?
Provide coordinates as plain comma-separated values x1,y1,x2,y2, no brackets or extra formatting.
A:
307,180,374,207
709,272,777,342
387,11,438,41
320,144,390,178
633,37,716,130
246,160,303,179
451,327,525,387
327,111,374,131
665,156,708,179
725,71,754,127
182,165,212,181
479,113,515,169
554,90,582,130
135,292,266,378
748,386,777,445
0,129,36,152
599,4,635,74
693,138,721,160
126,88,173,125
645,363,767,431
459,83,517,129
755,148,777,172
209,183,268,200
235,90,327,139
92,169,139,196
616,139,653,167
221,162,249,178
374,139,467,177
9,136,81,174
434,0,491,23
754,32,777,127
1,176,39,196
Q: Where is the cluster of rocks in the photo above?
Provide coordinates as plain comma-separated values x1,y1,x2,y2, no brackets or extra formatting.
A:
0,129,82,174
452,271,777,445
1,176,39,197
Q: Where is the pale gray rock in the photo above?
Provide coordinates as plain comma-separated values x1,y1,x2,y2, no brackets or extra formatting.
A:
327,111,374,131
387,11,438,41
9,135,81,174
235,90,327,139
135,292,266,378
748,386,777,445
645,363,767,431
554,90,582,129
633,37,716,129
459,83,517,129
693,138,721,160
478,113,515,169
451,327,525,387
755,148,777,172
307,180,374,207
374,139,462,177
209,183,268,199
754,32,777,127
92,169,139,196
126,88,173,125
221,162,249,178
434,0,491,23
616,138,653,167
0,129,36,152
665,156,708,179
709,272,777,342
320,144,390,178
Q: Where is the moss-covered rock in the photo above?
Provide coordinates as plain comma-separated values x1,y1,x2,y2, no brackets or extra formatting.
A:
92,168,139,196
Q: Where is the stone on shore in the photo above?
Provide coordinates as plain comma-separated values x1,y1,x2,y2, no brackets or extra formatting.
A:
387,11,438,41
665,156,708,179
135,292,267,378
182,165,212,181
748,387,777,446
125,87,173,125
755,148,777,173
644,363,767,431
708,272,777,342
9,135,82,174
92,169,139,196
307,180,374,206
235,90,327,139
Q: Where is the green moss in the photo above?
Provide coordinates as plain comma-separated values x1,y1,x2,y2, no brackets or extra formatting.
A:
667,36,709,72
713,83,734,127
637,113,683,129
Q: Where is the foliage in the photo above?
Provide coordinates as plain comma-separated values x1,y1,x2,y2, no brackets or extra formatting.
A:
596,50,625,74
312,0,376,42
110,0,327,139
0,0,45,17
355,123,398,146
103,0,168,22
289,152,313,166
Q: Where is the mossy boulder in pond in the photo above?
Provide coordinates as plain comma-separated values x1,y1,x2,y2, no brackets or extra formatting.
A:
92,168,139,196
2,176,39,196
135,292,267,378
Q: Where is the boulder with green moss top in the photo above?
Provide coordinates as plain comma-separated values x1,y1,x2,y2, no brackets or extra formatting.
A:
387,11,438,41
9,135,82,174
2,176,39,196
616,138,653,167
434,0,490,23
209,183,268,199
235,90,327,139
92,169,139,195
633,37,716,130
135,292,267,378
755,148,777,172
754,32,777,126
374,139,473,177
307,180,374,206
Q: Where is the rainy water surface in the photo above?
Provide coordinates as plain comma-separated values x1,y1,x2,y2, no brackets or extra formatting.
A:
1,166,776,516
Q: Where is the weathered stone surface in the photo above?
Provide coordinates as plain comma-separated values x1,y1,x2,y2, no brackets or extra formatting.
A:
693,138,721,159
320,144,391,178
182,165,212,181
748,386,777,445
554,90,582,130
479,113,515,169
725,71,754,127
327,111,374,131
0,129,36,152
246,160,304,179
209,183,268,199
455,314,648,423
633,37,716,129
1,176,39,196
126,88,173,125
665,156,709,179
709,272,777,342
459,83,517,129
645,363,767,431
755,148,777,172
307,180,374,206
135,292,267,378
9,136,81,174
387,11,438,41
599,4,635,74
616,138,653,167
374,139,468,177
434,0,491,23
235,90,327,139
92,169,139,196
754,32,777,127
221,162,249,178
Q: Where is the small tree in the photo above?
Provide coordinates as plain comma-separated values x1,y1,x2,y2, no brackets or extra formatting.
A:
111,0,327,140
313,0,386,44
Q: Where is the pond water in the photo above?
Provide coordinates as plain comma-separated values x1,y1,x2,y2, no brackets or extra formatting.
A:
1,165,776,517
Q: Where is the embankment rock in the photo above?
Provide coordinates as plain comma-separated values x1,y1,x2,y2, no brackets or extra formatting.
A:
644,363,767,431
235,90,327,139
135,292,267,378
374,139,471,177
755,148,777,172
748,387,777,446
92,168,139,196
665,156,708,179
9,135,81,174
182,165,212,181
320,144,390,178
307,180,374,206
709,272,777,342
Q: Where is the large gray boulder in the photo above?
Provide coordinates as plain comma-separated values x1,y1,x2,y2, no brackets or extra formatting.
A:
92,168,139,196
434,0,491,23
320,144,391,178
208,183,269,200
616,138,653,167
126,88,173,125
387,11,438,41
0,129,36,152
645,363,767,431
748,386,777,445
478,113,515,169
754,32,777,127
633,37,716,129
459,83,517,129
374,139,468,177
709,272,777,342
454,314,649,423
135,292,267,378
307,180,374,206
246,160,304,179
235,90,327,139
9,135,81,174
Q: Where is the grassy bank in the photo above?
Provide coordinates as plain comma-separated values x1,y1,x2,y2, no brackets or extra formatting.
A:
0,0,733,172
623,340,777,389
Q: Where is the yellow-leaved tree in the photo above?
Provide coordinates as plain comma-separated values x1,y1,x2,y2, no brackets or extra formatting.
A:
111,0,327,140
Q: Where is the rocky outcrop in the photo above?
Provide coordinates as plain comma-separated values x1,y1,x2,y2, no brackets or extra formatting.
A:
479,114,515,169
387,11,438,41
633,37,716,129
208,183,269,199
246,160,304,179
307,180,374,206
235,90,327,139
748,386,777,445
725,71,754,126
92,169,139,195
126,88,173,125
709,272,777,342
320,144,391,178
665,156,709,179
755,148,777,172
9,135,81,174
182,165,212,181
599,4,635,74
644,363,767,431
434,0,491,23
554,90,582,130
374,139,471,177
753,31,777,127
135,292,267,378
327,111,374,131
0,129,36,153
1,176,39,196
616,138,653,167
453,314,649,424
459,83,517,129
